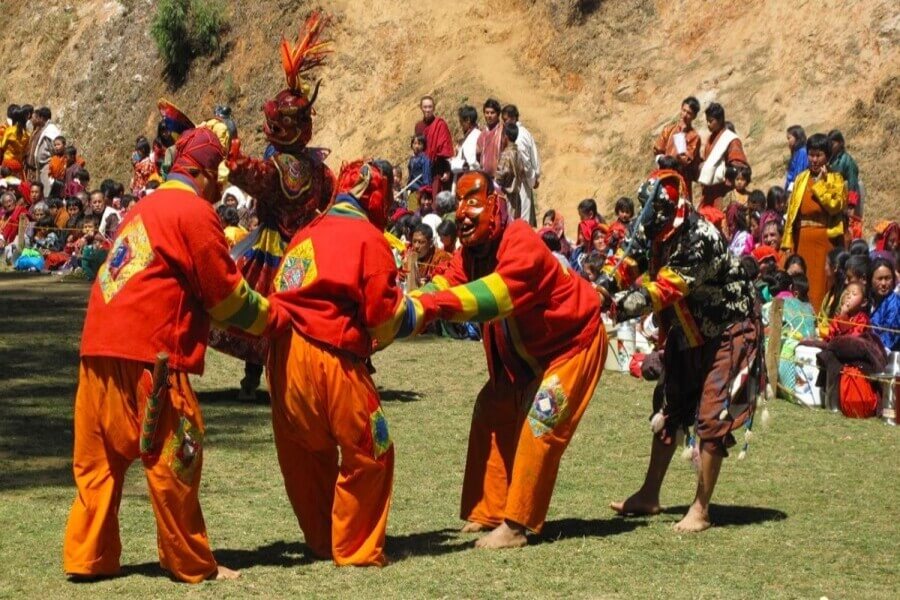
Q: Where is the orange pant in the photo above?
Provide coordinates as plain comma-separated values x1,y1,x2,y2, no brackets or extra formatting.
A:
267,331,394,566
461,329,605,532
63,357,216,583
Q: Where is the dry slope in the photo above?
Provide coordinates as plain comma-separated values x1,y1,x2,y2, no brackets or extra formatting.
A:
0,0,897,226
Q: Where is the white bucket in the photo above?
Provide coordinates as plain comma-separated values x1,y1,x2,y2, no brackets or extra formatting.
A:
794,345,823,407
604,319,638,372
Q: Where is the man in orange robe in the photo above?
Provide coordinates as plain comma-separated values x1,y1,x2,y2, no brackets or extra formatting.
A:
266,159,430,566
653,96,702,198
412,171,605,549
63,127,282,583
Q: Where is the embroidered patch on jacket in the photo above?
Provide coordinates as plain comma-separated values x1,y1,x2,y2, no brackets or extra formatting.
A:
528,374,569,437
369,406,392,459
274,238,318,292
97,216,155,303
162,416,205,485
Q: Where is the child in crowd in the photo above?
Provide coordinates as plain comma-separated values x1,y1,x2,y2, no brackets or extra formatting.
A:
760,185,787,233
416,185,434,217
825,281,869,340
577,198,601,224
784,254,807,277
540,229,571,270
721,164,751,213
728,204,754,257
541,209,571,256
845,254,870,286
590,225,609,259
818,249,850,337
608,196,633,250
48,136,67,196
47,197,67,229
791,272,812,304
436,219,457,253
64,196,84,233
392,165,406,207
407,134,431,201
580,253,605,285
219,205,248,248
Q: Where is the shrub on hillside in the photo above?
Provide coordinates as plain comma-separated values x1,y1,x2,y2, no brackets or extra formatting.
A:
150,0,228,84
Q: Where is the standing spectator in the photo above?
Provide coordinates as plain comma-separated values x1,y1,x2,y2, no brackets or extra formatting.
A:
698,102,749,208
494,123,526,220
780,133,847,312
47,136,68,196
27,107,61,194
1,105,29,178
455,105,480,170
406,134,431,197
653,96,702,197
130,136,157,196
827,130,860,214
476,98,503,177
784,125,808,192
63,145,84,195
414,96,454,193
501,104,541,226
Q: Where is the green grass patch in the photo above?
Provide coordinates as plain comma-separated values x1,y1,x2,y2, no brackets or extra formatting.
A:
0,273,897,598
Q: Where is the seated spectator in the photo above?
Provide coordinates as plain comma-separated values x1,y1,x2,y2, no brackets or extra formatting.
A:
818,249,850,338
848,238,869,257
791,271,812,304
720,164,751,214
539,228,570,269
416,185,434,217
761,185,787,231
47,196,67,229
728,204,754,258
845,254,871,286
436,219,458,253
407,223,451,287
434,190,456,222
762,270,816,398
825,281,869,341
541,209,571,256
784,254,807,277
871,220,898,260
869,257,900,351
759,219,783,251
64,196,84,233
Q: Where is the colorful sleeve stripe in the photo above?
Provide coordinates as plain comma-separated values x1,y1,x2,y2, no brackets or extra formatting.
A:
412,274,451,296
368,296,428,349
434,273,514,323
208,279,270,335
644,266,688,313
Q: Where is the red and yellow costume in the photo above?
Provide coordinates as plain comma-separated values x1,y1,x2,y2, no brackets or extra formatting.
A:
212,12,336,366
63,128,278,583
414,172,605,533
266,160,428,566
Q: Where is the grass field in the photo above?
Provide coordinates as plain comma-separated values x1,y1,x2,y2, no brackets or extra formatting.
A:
0,272,897,599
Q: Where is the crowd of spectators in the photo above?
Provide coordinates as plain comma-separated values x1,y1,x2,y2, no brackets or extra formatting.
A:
1,94,897,417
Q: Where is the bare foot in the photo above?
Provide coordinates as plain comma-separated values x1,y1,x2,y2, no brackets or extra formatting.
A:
209,565,241,581
461,521,493,533
609,491,661,516
673,506,711,533
474,521,527,549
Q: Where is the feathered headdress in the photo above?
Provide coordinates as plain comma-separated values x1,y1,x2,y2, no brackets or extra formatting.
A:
279,11,332,96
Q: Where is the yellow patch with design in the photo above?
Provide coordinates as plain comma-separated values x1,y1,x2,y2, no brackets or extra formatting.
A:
275,238,318,292
97,216,155,303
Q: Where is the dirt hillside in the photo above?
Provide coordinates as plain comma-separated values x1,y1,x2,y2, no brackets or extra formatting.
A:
1,0,897,227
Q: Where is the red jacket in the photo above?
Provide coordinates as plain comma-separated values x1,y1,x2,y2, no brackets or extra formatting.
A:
269,196,427,359
419,220,601,383
80,179,273,374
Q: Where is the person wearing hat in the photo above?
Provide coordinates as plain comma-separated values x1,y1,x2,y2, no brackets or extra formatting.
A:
266,159,431,567
410,170,605,549
599,168,762,533
63,126,283,583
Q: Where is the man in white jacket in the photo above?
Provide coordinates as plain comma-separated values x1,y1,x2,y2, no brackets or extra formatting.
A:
28,107,62,195
502,105,540,226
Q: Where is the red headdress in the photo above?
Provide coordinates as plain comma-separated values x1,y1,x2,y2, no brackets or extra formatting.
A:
264,12,332,151
336,160,391,230
170,128,226,176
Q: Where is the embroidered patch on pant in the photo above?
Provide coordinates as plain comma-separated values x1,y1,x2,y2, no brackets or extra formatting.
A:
369,406,392,459
528,374,569,437
162,417,204,485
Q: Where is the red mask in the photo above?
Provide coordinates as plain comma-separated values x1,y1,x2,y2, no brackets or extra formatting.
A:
336,159,390,230
455,171,503,247
262,86,316,150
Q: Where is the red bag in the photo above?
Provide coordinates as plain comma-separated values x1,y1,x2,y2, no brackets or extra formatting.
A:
629,352,646,379
839,366,879,418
